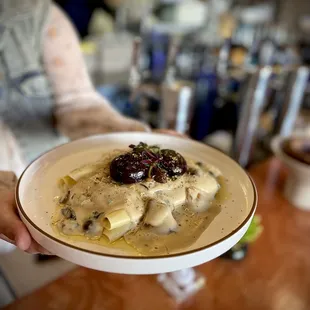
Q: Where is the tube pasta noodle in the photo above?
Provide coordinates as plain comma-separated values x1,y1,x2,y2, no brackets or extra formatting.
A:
155,212,178,234
144,200,170,227
53,143,222,255
103,209,131,230
69,165,99,181
103,223,132,242
58,175,76,191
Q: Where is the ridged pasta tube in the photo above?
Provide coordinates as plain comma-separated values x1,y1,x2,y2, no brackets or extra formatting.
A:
103,223,132,242
69,164,98,181
144,200,170,227
103,209,131,230
155,212,178,234
58,175,77,191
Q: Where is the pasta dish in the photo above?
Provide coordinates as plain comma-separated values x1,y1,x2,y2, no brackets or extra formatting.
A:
53,142,223,255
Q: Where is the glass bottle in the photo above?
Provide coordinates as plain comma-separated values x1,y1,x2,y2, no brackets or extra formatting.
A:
190,49,218,140
123,37,143,118
159,37,195,134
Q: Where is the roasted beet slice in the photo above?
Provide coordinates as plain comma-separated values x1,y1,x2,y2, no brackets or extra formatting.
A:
160,149,187,177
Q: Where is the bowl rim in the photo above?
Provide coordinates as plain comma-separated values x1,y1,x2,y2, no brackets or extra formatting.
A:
15,133,258,260
271,134,310,171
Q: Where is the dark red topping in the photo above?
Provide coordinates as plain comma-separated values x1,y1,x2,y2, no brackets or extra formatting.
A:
110,142,187,184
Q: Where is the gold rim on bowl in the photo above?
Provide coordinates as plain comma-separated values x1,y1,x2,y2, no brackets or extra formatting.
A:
15,135,258,260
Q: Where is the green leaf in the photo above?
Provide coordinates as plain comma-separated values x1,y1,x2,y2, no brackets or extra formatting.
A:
238,215,263,245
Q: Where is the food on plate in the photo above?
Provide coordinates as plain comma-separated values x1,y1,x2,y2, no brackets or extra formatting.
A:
53,142,223,255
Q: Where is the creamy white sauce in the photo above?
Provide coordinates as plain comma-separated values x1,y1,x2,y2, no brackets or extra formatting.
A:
53,150,222,255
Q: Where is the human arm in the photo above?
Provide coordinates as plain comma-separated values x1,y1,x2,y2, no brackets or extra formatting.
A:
42,3,149,140
0,173,50,254
0,123,49,254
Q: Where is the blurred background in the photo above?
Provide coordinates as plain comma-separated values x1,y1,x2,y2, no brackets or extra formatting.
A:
56,0,310,167
1,0,310,308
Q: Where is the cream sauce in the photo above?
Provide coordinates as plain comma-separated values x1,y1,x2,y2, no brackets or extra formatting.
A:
52,150,223,256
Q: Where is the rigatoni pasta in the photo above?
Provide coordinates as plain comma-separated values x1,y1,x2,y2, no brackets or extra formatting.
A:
53,142,222,255
144,200,170,227
103,223,132,242
69,164,99,181
103,209,131,230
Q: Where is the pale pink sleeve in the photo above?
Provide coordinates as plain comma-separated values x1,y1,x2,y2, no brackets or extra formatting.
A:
0,122,26,178
42,4,149,140
0,122,21,254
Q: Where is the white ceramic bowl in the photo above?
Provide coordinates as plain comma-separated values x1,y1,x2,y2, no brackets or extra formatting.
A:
272,134,310,210
16,133,257,274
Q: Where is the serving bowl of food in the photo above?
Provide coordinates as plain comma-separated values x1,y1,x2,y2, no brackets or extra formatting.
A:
272,134,310,210
16,133,257,274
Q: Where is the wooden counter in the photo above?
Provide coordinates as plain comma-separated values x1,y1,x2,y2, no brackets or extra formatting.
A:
5,159,310,310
